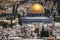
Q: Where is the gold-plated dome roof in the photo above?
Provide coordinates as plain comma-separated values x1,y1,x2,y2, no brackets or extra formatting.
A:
29,3,45,14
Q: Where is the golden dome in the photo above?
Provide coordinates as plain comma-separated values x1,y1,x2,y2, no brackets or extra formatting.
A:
29,3,45,14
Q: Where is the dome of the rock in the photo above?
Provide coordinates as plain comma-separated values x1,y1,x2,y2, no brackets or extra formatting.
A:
29,3,45,14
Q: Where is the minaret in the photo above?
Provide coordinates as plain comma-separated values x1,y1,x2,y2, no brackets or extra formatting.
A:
16,17,19,25
24,8,28,16
53,3,59,16
15,17,21,29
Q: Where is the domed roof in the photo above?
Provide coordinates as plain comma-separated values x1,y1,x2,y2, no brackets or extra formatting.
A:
29,3,45,14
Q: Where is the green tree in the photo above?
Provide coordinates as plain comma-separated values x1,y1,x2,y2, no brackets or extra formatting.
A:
0,21,10,28
54,16,60,22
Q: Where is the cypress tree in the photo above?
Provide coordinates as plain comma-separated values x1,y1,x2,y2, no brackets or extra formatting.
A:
40,26,45,38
